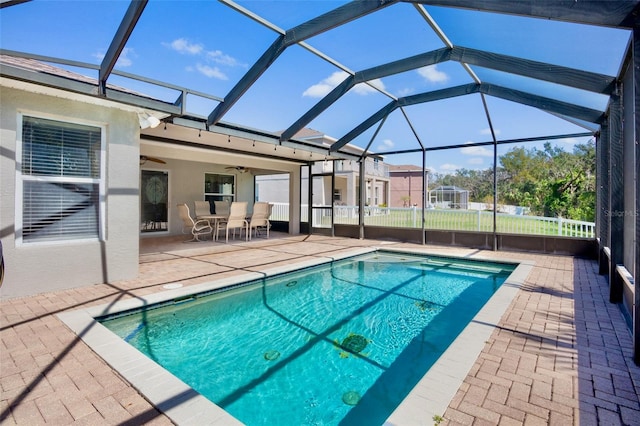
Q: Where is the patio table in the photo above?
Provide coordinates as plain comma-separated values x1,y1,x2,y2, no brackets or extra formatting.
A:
198,214,228,240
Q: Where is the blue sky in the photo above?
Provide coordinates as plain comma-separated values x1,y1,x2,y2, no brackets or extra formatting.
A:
1,1,631,173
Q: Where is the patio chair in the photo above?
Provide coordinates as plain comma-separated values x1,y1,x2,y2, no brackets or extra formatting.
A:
216,201,248,243
177,203,213,242
194,200,211,219
249,202,272,239
214,200,231,218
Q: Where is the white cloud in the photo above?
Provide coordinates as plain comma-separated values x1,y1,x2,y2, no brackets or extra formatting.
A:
560,137,578,145
166,38,203,55
302,83,333,98
117,48,135,67
440,163,460,172
467,157,484,165
417,65,448,83
352,78,386,95
164,39,244,70
93,47,135,67
480,127,501,136
377,139,394,151
397,87,414,97
303,71,348,97
460,143,493,157
303,72,385,98
207,50,244,67
195,63,227,80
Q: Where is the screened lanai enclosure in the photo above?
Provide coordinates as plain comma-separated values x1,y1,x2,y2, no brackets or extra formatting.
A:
0,1,639,361
430,186,468,209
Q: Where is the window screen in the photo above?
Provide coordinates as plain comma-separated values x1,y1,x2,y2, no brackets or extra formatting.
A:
20,116,102,242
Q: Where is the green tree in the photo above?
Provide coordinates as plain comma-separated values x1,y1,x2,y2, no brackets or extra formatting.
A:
500,141,596,221
432,140,596,221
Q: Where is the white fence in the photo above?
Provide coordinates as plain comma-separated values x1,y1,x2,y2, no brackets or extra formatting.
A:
269,202,291,221
268,203,595,238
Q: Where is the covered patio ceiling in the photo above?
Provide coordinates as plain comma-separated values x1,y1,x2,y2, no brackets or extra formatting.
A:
139,121,338,174
0,1,637,168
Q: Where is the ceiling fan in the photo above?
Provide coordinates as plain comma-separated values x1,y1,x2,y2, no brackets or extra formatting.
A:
140,155,166,165
225,166,251,174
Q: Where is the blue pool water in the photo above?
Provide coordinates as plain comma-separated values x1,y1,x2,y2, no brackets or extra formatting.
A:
100,251,514,425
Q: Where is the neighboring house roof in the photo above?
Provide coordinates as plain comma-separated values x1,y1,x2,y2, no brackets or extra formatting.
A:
2,55,91,82
388,164,430,173
1,54,138,96
288,128,327,140
277,127,384,160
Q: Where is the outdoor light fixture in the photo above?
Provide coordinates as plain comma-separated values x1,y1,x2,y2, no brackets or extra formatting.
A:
138,113,161,129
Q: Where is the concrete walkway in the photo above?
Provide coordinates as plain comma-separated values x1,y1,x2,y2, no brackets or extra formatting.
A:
1,234,638,425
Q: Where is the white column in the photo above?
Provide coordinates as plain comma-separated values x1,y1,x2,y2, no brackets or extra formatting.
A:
288,168,300,234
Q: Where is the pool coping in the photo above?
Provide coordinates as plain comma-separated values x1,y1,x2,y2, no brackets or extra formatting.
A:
381,248,533,424
57,247,533,425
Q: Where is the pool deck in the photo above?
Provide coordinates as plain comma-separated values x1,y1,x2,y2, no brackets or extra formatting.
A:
1,233,639,425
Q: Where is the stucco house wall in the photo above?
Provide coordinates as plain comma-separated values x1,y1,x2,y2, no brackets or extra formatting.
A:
334,177,348,204
0,84,140,298
256,173,290,203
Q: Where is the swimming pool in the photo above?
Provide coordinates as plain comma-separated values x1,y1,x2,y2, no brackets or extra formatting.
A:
58,248,528,424
94,251,515,425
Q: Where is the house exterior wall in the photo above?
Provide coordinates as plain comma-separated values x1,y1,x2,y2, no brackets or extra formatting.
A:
253,171,301,233
334,176,348,204
369,179,387,206
257,160,391,209
390,171,427,207
0,85,140,298
256,173,289,203
345,173,357,206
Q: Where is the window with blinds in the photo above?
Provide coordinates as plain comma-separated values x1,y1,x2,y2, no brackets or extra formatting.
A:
20,116,102,243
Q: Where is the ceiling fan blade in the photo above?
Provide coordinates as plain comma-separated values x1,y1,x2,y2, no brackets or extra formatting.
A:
140,155,166,164
225,166,248,172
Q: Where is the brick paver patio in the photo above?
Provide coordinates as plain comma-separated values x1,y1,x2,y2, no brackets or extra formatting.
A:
1,234,639,425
